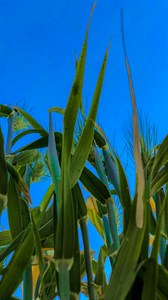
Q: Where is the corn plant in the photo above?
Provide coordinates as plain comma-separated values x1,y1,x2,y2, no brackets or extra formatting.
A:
0,7,168,300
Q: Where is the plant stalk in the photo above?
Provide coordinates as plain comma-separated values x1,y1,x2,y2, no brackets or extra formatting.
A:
106,198,120,251
23,263,33,300
58,262,70,300
80,217,97,300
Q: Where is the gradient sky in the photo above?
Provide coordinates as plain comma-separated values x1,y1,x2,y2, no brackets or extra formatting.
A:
0,0,168,299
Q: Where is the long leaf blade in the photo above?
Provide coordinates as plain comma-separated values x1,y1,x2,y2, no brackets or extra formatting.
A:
0,228,34,299
70,48,109,187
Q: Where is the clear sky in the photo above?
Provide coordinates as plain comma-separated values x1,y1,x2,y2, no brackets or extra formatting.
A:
0,0,168,298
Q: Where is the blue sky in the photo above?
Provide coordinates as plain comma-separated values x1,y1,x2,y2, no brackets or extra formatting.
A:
1,0,168,145
0,0,168,299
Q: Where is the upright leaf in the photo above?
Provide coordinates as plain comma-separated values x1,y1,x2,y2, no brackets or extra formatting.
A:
0,127,8,213
0,228,34,299
8,177,23,239
48,112,61,210
70,48,109,187
121,10,144,228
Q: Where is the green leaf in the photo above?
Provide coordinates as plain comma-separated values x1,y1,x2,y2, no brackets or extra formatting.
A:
0,127,8,213
12,132,62,154
105,197,146,300
94,247,106,289
6,162,31,204
72,183,87,219
6,113,15,154
94,129,106,148
157,264,168,299
23,264,33,300
102,147,120,196
14,107,47,135
0,230,25,263
55,21,89,268
86,196,106,242
40,184,54,212
0,228,34,299
116,155,132,233
0,104,12,117
31,212,45,297
121,11,144,229
48,112,61,210
12,129,46,146
152,135,168,177
151,190,168,260
63,23,88,166
69,193,80,297
70,48,109,187
80,217,97,299
11,149,39,166
0,230,12,246
141,258,158,300
80,167,110,206
151,165,168,196
48,106,65,114
8,177,23,239
40,262,57,298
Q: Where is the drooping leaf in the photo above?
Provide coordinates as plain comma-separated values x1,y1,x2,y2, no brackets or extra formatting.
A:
48,106,65,114
0,104,12,117
12,129,46,146
87,196,106,242
6,162,31,204
11,149,39,166
12,132,62,154
13,106,47,135
80,167,110,206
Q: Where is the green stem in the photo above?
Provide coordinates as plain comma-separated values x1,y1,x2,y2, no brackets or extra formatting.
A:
94,145,115,266
160,237,166,263
23,263,32,300
34,274,40,300
106,198,120,251
58,262,70,300
102,215,114,267
80,217,97,300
